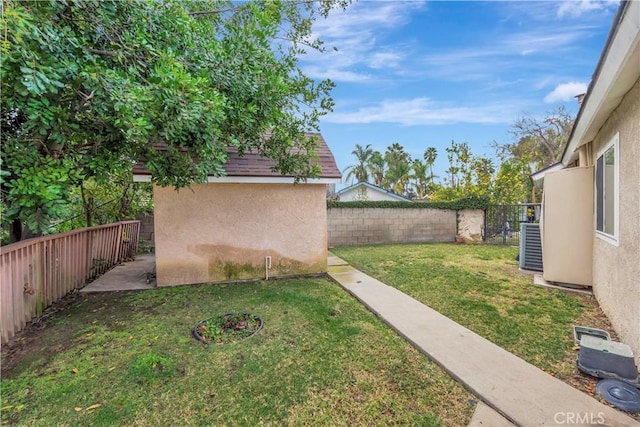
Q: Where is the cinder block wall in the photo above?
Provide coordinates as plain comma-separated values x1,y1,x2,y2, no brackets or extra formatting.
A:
136,212,155,245
327,208,457,246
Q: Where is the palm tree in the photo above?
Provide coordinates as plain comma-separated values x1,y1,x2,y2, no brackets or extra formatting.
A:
411,159,430,200
367,151,386,187
386,160,411,196
343,144,373,184
423,147,437,182
385,142,409,166
383,143,410,192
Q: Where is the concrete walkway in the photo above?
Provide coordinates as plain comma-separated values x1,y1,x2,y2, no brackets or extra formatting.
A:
327,254,639,427
81,253,156,293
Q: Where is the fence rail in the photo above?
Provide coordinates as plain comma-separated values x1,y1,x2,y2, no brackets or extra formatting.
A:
0,221,140,343
483,204,541,246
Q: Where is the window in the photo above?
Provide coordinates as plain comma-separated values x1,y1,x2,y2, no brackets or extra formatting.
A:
595,133,618,244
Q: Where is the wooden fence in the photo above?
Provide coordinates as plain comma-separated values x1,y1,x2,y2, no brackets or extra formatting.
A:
0,220,140,343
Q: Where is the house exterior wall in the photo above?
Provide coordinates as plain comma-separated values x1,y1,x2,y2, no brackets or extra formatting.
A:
590,77,640,363
338,186,407,202
327,208,456,246
153,183,328,287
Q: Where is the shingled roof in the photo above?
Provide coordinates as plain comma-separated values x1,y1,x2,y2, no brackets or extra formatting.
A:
132,132,341,182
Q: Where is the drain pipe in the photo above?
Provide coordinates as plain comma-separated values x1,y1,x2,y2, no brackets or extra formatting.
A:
265,255,272,280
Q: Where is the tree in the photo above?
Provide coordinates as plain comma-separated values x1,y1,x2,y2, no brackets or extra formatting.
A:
431,142,496,201
343,143,373,184
411,159,431,200
383,143,410,194
492,159,532,204
498,106,574,170
368,151,386,187
444,140,473,191
423,147,438,182
1,0,345,241
470,156,495,199
386,160,411,196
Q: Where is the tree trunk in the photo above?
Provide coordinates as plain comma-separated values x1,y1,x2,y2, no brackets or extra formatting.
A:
9,219,22,243
80,184,93,227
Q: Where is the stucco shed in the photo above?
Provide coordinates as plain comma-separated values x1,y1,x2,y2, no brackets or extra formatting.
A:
133,133,341,287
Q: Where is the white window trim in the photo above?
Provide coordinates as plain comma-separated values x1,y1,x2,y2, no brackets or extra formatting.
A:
595,132,619,246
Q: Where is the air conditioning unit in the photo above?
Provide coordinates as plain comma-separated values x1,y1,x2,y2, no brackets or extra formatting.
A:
520,223,543,272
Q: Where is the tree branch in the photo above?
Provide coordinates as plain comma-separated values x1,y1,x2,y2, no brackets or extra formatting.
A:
188,6,241,17
87,48,146,62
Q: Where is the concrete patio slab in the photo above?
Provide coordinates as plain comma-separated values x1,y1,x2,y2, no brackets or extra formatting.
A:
328,257,639,427
533,274,594,296
81,253,156,293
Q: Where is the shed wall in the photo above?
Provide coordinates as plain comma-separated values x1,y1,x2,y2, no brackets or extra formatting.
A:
153,183,328,287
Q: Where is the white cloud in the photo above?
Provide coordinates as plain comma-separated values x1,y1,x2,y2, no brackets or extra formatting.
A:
417,24,596,83
300,2,425,81
557,0,618,18
304,66,370,83
368,52,405,69
544,81,588,103
324,98,519,126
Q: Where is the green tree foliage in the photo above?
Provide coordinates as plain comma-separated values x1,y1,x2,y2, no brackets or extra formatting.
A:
55,173,154,233
344,140,499,202
492,159,533,204
423,147,438,182
383,143,411,195
488,107,574,204
410,159,430,200
498,106,574,170
1,0,345,241
470,156,495,199
343,143,372,184
368,151,386,187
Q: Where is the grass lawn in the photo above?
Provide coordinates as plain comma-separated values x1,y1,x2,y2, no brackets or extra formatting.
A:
1,278,475,426
330,243,612,384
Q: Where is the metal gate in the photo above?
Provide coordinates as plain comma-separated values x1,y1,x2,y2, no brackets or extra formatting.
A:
483,204,541,246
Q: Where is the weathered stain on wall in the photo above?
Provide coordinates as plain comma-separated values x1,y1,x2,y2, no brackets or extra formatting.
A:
457,209,484,243
590,76,640,365
153,183,328,287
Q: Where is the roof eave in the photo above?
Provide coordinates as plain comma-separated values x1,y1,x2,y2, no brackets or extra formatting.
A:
337,181,413,202
559,0,640,167
531,162,564,187
132,174,341,184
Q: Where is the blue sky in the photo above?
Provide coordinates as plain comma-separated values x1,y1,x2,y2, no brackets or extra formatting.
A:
300,0,620,188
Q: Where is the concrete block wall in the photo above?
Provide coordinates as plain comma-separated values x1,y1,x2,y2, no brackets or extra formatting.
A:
136,212,155,245
328,208,457,246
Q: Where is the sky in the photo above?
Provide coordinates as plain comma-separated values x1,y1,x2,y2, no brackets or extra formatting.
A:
299,0,621,188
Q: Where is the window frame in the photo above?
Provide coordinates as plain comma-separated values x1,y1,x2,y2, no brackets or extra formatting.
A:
595,132,619,246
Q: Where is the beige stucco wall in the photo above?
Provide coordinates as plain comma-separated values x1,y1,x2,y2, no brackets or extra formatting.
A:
590,77,640,364
457,209,484,243
153,183,328,287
